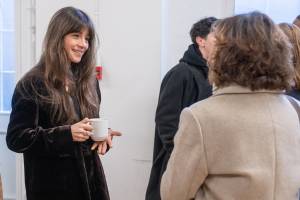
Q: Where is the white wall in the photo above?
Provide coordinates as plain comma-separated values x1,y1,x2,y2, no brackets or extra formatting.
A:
97,1,161,199
235,0,300,23
15,1,235,200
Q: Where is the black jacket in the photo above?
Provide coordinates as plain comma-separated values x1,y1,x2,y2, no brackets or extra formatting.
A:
286,88,300,100
6,66,110,200
146,44,212,200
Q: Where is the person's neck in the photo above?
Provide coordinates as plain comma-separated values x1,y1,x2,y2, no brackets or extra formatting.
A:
199,47,208,61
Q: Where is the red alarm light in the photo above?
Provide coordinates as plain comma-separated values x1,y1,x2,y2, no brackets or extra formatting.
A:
96,66,103,80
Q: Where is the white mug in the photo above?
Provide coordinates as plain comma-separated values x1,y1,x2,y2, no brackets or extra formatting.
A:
90,118,109,141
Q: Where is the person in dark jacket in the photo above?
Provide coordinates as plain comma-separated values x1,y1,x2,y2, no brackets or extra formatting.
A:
6,7,121,200
146,17,217,200
279,23,300,100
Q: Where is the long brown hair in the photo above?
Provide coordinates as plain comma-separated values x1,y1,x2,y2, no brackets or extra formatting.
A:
20,7,99,124
209,11,293,91
278,23,300,90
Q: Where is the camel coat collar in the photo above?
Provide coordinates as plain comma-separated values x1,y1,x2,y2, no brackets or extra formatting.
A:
213,84,284,96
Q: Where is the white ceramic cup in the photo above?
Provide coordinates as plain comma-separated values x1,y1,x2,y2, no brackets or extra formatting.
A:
90,118,109,141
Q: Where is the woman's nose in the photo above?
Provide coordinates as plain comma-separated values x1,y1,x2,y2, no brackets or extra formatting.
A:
78,37,88,48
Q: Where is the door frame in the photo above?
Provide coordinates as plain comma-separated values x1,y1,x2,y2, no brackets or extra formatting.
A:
15,0,36,199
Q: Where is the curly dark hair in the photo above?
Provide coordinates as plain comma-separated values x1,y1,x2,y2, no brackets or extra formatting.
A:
190,17,218,45
209,11,293,91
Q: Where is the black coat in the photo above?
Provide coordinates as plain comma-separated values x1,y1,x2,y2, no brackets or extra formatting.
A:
6,67,110,200
286,88,300,100
146,44,212,200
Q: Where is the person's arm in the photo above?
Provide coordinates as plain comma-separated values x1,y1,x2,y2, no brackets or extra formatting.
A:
155,69,191,155
6,86,74,155
160,108,208,200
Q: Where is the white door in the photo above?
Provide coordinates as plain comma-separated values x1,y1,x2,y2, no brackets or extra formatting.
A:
0,0,35,199
0,0,18,199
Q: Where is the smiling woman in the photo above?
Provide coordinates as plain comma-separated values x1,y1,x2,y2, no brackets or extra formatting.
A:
6,6,121,200
63,29,89,64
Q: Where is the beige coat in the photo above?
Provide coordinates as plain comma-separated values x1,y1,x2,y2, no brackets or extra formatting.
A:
161,85,300,200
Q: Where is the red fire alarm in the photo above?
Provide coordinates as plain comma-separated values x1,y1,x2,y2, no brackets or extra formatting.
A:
96,66,103,80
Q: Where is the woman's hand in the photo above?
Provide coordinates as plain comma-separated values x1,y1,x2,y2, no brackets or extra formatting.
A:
91,129,122,155
71,118,93,142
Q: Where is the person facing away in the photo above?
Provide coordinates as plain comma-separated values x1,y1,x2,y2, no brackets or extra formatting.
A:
279,23,300,100
161,11,300,200
6,7,121,200
293,15,300,28
146,17,217,200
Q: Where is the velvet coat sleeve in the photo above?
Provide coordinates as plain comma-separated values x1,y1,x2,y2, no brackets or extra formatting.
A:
160,108,208,200
6,81,74,155
155,66,199,155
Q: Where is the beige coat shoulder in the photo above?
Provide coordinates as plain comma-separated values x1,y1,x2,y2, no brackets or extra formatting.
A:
161,85,300,200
